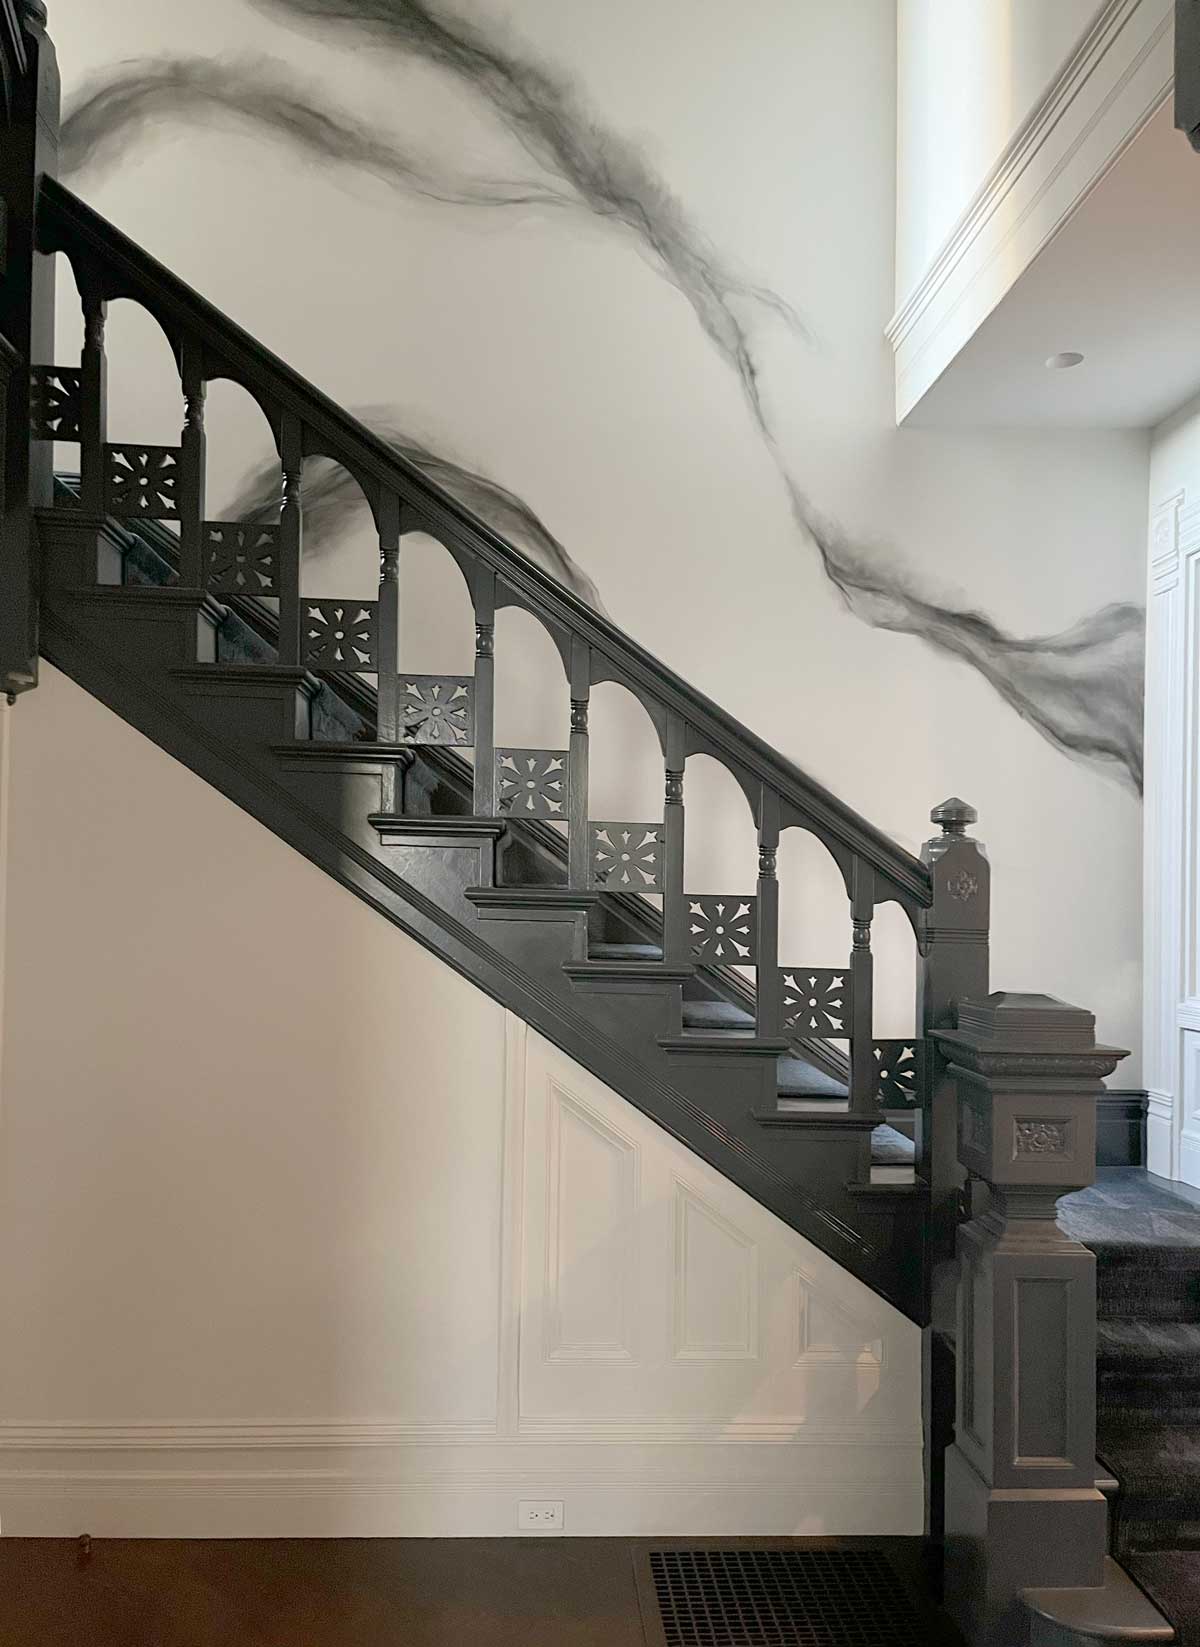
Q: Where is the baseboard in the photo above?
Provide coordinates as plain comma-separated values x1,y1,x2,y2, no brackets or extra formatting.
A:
0,1423,922,1538
0,1423,915,1535
1096,1089,1147,1168
1146,1088,1176,1179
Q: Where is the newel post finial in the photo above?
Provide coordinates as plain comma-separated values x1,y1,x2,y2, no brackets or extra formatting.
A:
20,0,48,30
931,796,978,834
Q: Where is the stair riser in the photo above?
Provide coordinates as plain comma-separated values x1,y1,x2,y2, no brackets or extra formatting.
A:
1097,1273,1200,1321
52,588,219,673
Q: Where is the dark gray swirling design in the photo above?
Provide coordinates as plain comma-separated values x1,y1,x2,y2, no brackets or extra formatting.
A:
59,0,1145,790
60,56,574,210
220,410,606,615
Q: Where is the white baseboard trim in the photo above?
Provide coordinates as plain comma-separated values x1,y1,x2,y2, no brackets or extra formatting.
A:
0,1422,922,1538
1146,1088,1176,1180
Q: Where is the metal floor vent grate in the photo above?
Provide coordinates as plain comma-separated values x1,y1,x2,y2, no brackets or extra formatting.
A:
645,1549,927,1646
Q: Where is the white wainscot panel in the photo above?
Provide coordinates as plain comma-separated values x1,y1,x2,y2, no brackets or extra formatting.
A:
517,1031,922,1500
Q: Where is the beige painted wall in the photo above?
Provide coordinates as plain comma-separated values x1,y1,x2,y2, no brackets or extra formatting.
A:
0,667,921,1535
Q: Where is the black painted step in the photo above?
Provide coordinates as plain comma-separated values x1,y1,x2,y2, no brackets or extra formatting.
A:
592,942,661,961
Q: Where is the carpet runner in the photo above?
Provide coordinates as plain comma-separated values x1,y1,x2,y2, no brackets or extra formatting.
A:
1060,1172,1200,1644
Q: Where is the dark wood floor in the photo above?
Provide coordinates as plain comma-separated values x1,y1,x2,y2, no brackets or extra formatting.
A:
0,1536,952,1646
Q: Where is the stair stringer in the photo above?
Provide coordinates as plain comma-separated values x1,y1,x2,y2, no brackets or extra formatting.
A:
38,563,926,1321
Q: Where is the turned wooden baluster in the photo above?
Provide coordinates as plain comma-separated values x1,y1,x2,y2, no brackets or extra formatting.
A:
376,488,402,810
849,857,876,1114
568,636,590,886
276,411,303,666
663,712,687,966
79,286,107,518
756,787,782,1037
472,569,496,815
177,339,206,594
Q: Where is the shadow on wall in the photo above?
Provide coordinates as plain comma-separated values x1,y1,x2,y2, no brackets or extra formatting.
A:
60,0,1144,795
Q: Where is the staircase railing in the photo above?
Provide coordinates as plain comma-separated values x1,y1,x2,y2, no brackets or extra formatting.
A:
36,173,936,1121
3,29,1135,1622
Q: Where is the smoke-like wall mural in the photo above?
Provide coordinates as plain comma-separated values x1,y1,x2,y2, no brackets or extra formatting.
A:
59,0,1145,792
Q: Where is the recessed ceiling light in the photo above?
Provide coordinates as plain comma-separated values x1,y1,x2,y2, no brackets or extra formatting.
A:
1045,351,1084,370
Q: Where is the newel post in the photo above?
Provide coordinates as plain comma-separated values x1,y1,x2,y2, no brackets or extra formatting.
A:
934,993,1126,1647
918,797,990,1329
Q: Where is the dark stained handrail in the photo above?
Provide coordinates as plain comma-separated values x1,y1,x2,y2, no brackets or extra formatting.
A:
38,176,931,911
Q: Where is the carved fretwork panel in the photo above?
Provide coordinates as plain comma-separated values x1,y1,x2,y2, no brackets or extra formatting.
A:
105,444,181,519
204,523,280,595
781,970,852,1036
399,676,475,745
30,366,82,441
687,897,757,964
497,749,568,817
872,1040,924,1108
590,823,664,891
301,601,378,670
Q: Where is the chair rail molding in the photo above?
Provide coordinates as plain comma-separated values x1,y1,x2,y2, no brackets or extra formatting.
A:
888,0,1174,423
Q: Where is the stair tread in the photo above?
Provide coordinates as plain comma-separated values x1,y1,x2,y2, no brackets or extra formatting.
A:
1099,1319,1200,1360
591,943,663,961
777,1054,848,1100
871,1125,917,1166
682,999,754,1030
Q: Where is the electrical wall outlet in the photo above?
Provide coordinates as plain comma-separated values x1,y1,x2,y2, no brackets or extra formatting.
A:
517,1499,564,1532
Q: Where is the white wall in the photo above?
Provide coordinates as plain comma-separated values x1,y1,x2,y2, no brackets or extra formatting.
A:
896,0,1102,303
0,667,921,1535
1144,395,1200,1179
892,0,1173,418
43,0,1147,1077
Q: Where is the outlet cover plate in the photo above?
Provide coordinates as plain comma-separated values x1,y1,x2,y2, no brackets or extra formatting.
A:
518,1499,564,1532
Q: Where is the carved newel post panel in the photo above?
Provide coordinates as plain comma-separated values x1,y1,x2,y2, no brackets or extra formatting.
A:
935,992,1127,1647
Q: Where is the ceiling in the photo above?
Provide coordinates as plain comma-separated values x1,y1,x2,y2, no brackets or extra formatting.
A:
903,102,1200,431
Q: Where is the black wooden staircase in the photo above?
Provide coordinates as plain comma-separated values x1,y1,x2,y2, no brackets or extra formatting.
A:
31,176,935,1317
4,10,1166,1637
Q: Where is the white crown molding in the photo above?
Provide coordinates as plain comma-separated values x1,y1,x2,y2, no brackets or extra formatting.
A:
888,0,1173,422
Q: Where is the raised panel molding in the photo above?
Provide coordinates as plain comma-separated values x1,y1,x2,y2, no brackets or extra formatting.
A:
0,1022,922,1536
794,1267,884,1368
543,1080,639,1364
672,1181,758,1361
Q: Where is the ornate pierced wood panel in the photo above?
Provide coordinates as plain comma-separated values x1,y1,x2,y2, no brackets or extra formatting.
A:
399,675,474,745
496,749,568,817
30,365,81,441
204,522,279,595
590,823,664,891
873,1040,924,1108
105,444,181,519
687,897,756,964
781,969,852,1036
301,600,378,670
